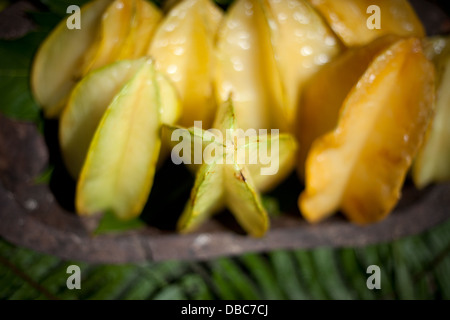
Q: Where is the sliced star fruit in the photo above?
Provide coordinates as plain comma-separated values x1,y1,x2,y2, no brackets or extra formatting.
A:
60,58,180,179
300,38,435,224
177,159,225,233
297,35,399,179
308,0,424,47
148,0,223,128
215,0,284,131
223,163,268,237
31,0,111,117
266,0,341,131
210,95,297,193
164,122,297,193
82,0,161,75
76,60,164,220
166,98,297,236
175,99,268,236
413,36,450,188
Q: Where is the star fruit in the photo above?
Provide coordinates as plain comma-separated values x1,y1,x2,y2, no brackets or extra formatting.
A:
31,0,111,117
266,0,341,131
81,0,161,75
164,98,297,237
308,0,424,47
148,0,223,127
31,0,161,118
300,38,435,224
297,35,399,179
60,58,180,179
215,0,341,132
413,36,450,188
76,60,178,220
215,0,284,131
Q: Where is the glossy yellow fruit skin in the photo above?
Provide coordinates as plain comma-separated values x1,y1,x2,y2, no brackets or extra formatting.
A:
267,0,341,132
31,0,111,117
300,38,435,224
60,59,148,179
215,0,283,131
297,35,399,179
81,0,135,74
308,0,424,47
413,36,450,188
244,133,297,193
31,0,161,118
76,60,163,220
59,58,180,179
148,0,223,128
82,0,162,75
117,0,162,60
174,99,270,237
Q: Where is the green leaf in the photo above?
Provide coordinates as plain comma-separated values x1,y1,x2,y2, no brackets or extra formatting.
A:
433,254,450,299
179,274,213,300
153,285,187,300
34,166,54,185
293,250,328,299
261,195,281,217
269,250,308,299
209,258,260,300
94,210,146,235
0,32,46,123
338,248,376,300
8,255,60,300
355,245,394,297
240,253,285,300
397,238,435,299
391,243,416,299
35,261,87,300
210,262,240,299
310,248,355,300
87,265,138,300
120,274,159,300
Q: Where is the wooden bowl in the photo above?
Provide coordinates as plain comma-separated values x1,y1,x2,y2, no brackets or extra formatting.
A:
0,0,449,263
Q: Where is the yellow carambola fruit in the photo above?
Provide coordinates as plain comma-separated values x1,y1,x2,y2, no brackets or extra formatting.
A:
81,0,134,74
76,60,165,220
163,118,297,194
82,0,161,75
174,99,270,237
300,38,435,224
31,0,111,117
117,0,162,60
243,133,297,193
148,0,223,128
59,58,180,179
308,0,424,47
215,0,284,131
413,36,450,188
266,0,341,132
297,35,399,179
164,98,297,236
31,0,161,118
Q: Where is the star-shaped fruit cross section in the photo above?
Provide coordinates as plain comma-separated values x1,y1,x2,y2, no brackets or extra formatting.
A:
164,98,297,237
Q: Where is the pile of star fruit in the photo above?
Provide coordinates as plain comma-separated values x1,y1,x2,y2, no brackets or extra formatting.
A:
31,0,450,237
